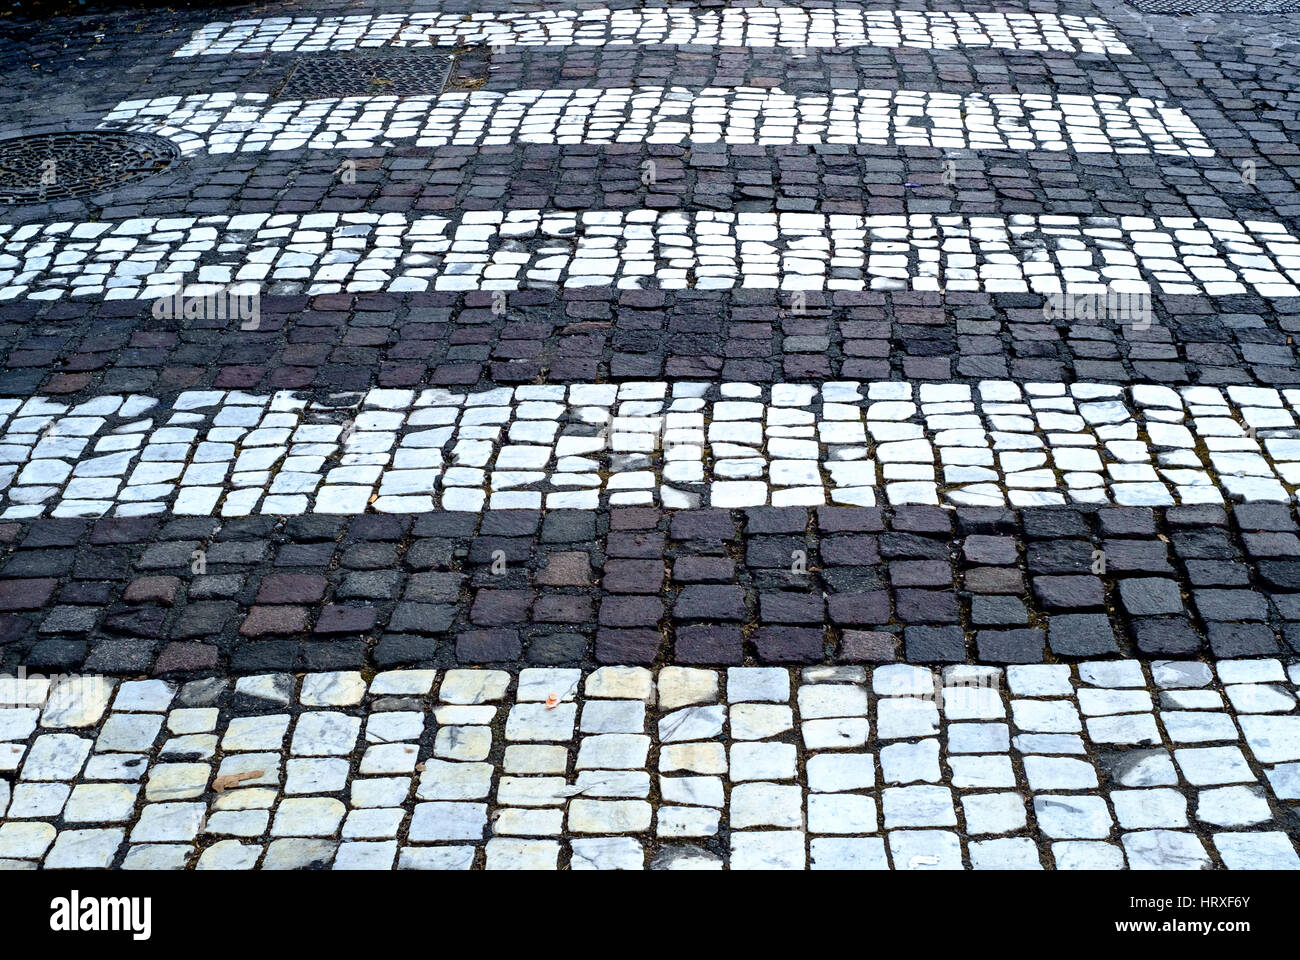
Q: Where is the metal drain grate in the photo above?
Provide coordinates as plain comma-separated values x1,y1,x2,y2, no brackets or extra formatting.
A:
0,130,180,204
276,55,454,99
1130,0,1300,11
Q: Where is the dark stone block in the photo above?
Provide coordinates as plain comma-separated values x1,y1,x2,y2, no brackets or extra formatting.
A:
1257,561,1300,590
404,539,456,570
284,516,346,541
879,533,947,560
1186,560,1250,587
348,514,410,541
1032,575,1104,610
239,605,310,636
154,641,220,675
526,632,588,664
466,537,530,566
1022,510,1089,539
338,570,403,600
672,557,735,583
759,592,824,624
85,639,156,674
1048,613,1120,657
963,535,1017,566
404,572,463,604
895,588,959,623
675,624,744,664
1170,528,1233,560
1194,589,1267,622
826,591,890,626
838,630,899,662
599,596,664,628
891,506,951,534
302,641,367,671
1167,506,1227,528
469,589,533,626
532,595,593,623
541,511,596,543
744,507,808,535
904,625,966,662
595,628,660,664
373,633,439,667
1026,540,1094,575
314,605,378,635
602,559,665,594
971,595,1030,626
274,542,336,568
1242,532,1300,558
1272,594,1300,621
605,531,664,559
965,567,1024,594
456,629,521,662
1099,540,1173,574
669,510,737,541
24,637,87,671
1207,623,1279,658
1132,617,1203,655
255,573,327,605
890,559,952,587
745,536,804,568
341,542,400,569
674,585,745,621
1118,578,1185,616
975,628,1045,663
1235,503,1296,532
752,626,824,663
0,578,57,611
171,601,236,639
412,513,477,538
231,640,297,673
388,602,456,634
954,508,1016,536
480,511,541,537
1096,508,1156,537
816,507,884,533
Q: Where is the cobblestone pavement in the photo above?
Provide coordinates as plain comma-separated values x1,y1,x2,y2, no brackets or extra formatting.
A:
0,0,1299,870
1,662,1297,869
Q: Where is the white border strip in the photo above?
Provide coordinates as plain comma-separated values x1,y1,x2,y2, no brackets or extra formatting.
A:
101,88,1211,157
3,380,1300,519
173,10,1133,57
2,211,1297,301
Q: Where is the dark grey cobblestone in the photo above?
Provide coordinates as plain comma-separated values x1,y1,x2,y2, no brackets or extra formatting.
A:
0,505,1297,676
6,288,1300,398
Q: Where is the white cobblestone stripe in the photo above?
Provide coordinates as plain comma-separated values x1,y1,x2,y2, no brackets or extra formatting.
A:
171,10,1133,58
7,380,1300,520
0,662,1296,869
4,211,1296,301
100,88,1211,157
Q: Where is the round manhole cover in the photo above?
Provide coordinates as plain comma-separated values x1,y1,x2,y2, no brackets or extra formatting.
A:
0,130,180,203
